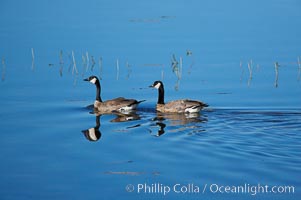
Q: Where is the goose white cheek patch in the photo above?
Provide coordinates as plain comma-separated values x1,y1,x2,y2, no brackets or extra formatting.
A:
90,78,97,84
154,82,161,89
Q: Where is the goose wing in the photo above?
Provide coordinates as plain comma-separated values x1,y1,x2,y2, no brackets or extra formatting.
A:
103,97,143,111
164,99,208,113
184,99,208,108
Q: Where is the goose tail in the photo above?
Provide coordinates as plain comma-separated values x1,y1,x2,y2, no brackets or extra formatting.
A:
130,100,146,106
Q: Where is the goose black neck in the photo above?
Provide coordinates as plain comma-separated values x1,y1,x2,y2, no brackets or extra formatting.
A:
95,81,103,102
157,85,165,104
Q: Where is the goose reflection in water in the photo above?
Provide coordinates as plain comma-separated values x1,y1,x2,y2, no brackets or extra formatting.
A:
150,112,207,137
82,114,102,142
81,111,141,142
109,111,141,122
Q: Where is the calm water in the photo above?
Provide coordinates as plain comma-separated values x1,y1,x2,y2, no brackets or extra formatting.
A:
1,0,301,199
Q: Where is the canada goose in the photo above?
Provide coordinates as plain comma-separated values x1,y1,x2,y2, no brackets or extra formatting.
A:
84,75,144,113
150,81,208,113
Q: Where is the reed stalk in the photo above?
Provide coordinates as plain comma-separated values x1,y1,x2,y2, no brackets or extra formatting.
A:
86,52,89,69
82,54,87,76
71,51,78,75
239,61,244,82
68,52,72,72
99,56,103,79
179,56,183,79
297,56,301,81
31,48,35,70
247,60,253,86
126,60,131,79
91,56,96,71
274,62,279,88
1,57,5,81
59,50,63,77
116,59,119,80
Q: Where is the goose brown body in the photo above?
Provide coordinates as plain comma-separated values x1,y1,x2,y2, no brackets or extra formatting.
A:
84,76,144,113
150,81,208,113
94,97,141,113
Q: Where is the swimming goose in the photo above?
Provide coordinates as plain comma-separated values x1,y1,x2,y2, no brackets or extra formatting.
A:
84,76,144,113
150,81,208,113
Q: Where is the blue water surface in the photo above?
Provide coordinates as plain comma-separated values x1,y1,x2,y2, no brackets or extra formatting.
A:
0,0,300,200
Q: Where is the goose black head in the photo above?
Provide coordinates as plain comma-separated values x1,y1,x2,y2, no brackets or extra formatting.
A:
150,80,164,89
84,75,99,84
150,80,165,104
